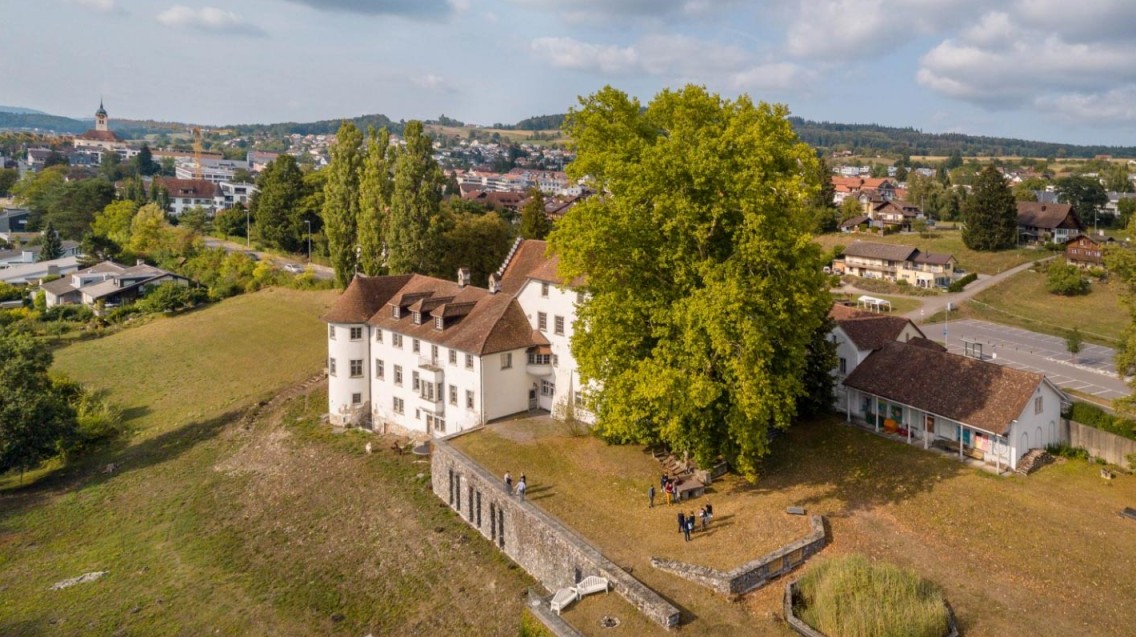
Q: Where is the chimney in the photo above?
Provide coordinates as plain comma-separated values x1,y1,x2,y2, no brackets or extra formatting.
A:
488,273,499,294
458,267,470,288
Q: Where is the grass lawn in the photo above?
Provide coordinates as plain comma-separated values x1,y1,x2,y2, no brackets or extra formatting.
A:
0,288,535,636
832,292,923,315
455,416,1136,637
815,229,1046,275
957,268,1126,345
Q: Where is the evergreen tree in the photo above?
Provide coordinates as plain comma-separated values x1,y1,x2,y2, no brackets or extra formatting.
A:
39,221,63,261
151,180,171,212
518,188,552,239
322,122,365,286
357,127,393,275
252,155,306,251
386,120,446,275
134,143,159,176
961,165,1017,251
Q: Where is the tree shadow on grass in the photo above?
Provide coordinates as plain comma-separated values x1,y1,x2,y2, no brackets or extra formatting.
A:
721,417,968,515
0,408,242,527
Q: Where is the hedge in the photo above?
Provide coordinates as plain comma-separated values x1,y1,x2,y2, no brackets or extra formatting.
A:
947,273,977,293
1066,402,1136,442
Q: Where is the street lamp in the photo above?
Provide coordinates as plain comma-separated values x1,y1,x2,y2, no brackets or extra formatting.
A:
305,219,312,262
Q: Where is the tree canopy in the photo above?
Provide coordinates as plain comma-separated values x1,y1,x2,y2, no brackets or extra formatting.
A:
323,122,364,286
549,85,831,479
961,165,1017,251
386,120,446,275
0,334,78,476
518,188,552,240
252,154,307,252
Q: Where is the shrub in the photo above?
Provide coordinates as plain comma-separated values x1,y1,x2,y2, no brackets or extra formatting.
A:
136,283,208,313
42,304,94,322
1046,262,1090,296
1065,401,1136,441
1046,443,1091,461
0,281,24,302
948,272,978,293
796,554,949,637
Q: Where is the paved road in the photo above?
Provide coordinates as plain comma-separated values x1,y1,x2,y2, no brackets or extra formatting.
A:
928,318,1129,401
905,257,1054,321
203,237,335,281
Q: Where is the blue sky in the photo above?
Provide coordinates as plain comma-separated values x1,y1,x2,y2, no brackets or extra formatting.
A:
3,0,1136,145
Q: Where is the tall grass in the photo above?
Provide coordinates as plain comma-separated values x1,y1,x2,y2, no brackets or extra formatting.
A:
796,554,949,637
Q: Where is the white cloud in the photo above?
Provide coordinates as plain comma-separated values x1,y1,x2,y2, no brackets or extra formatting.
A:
156,6,265,36
917,7,1136,122
411,73,453,92
783,0,983,59
531,34,809,92
449,0,471,11
513,0,738,23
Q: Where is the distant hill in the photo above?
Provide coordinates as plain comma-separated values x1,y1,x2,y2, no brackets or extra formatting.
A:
0,105,47,115
226,114,401,138
514,114,566,131
0,111,87,134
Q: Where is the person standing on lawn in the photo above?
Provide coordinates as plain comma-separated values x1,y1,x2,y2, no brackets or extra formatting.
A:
504,471,513,494
700,506,709,531
677,512,685,534
648,485,656,508
683,513,693,542
665,480,674,505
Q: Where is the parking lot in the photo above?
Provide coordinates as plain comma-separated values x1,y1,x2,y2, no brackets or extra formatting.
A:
933,319,1129,401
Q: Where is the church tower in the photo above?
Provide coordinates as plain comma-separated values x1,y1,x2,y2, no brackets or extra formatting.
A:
95,100,108,132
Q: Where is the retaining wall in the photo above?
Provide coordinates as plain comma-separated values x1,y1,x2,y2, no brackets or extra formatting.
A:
1065,420,1136,468
431,438,681,629
651,515,826,596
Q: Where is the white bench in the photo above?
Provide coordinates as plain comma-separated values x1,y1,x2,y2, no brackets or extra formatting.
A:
550,587,579,615
575,575,609,597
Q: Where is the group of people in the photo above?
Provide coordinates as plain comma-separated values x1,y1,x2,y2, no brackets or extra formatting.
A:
648,473,683,507
677,504,713,541
504,470,527,501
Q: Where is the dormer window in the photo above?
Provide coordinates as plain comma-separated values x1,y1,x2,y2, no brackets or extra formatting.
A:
434,315,444,330
392,306,401,319
413,311,422,325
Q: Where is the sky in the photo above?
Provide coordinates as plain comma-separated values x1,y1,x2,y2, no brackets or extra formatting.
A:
3,0,1136,146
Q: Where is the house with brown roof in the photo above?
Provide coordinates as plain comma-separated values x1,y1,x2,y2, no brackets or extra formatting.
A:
840,341,1067,472
1064,234,1113,268
40,260,193,312
323,238,591,436
153,177,224,215
835,241,957,288
828,305,935,381
1016,202,1084,244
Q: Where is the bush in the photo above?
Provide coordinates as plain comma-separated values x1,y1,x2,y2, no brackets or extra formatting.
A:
1046,443,1091,461
796,554,949,637
0,281,24,302
136,282,208,313
42,304,94,322
1065,401,1136,441
1046,262,1090,296
948,272,978,293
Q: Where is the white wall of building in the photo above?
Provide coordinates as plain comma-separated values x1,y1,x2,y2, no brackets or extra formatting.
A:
515,279,596,423
327,323,371,425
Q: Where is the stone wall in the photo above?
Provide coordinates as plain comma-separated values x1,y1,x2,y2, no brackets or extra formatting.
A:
431,438,681,629
1065,419,1136,468
651,515,826,597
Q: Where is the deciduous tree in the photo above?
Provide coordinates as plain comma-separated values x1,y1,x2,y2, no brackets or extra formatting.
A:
0,334,78,478
322,122,364,286
252,155,306,251
549,85,832,479
961,165,1017,251
357,127,393,275
387,120,446,275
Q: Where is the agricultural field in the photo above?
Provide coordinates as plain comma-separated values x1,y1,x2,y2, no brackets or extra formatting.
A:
425,124,567,146
456,416,1136,637
815,228,1047,275
0,288,534,636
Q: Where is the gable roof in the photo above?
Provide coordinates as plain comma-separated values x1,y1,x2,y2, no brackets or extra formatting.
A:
1016,202,1084,230
843,341,1047,435
842,241,918,262
154,177,219,199
836,315,923,351
77,129,120,142
322,274,413,324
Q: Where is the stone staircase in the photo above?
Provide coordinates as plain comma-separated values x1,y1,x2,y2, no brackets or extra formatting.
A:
1016,448,1054,476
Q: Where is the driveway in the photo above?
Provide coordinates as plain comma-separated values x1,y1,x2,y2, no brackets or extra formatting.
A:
928,318,1129,401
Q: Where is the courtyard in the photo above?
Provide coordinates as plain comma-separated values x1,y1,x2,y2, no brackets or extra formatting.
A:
454,414,1136,637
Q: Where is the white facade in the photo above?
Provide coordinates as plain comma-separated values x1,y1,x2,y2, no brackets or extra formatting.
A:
514,278,595,422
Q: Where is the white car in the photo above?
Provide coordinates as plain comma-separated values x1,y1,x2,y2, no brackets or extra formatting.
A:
283,263,304,274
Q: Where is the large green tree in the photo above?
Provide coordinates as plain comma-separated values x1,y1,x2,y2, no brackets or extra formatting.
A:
518,188,552,239
39,221,63,261
0,334,78,477
549,85,831,479
386,120,446,275
961,165,1017,251
1056,175,1109,226
322,122,364,286
1105,244,1136,416
437,209,514,285
252,154,306,251
357,127,394,275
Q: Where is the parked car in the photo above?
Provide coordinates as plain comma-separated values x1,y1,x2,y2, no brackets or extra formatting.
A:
283,263,304,274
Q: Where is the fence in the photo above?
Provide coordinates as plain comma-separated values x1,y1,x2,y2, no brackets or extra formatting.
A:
1064,420,1136,468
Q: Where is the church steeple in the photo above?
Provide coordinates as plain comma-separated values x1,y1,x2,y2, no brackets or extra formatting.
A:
95,99,108,132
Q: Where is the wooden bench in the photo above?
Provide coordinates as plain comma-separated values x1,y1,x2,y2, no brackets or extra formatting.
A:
576,576,609,597
550,587,579,615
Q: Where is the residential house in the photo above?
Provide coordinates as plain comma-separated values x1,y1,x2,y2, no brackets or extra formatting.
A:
834,241,957,288
840,340,1067,472
1017,202,1084,244
1064,234,1113,268
1104,192,1136,217
868,200,922,231
0,240,81,266
324,238,593,438
40,260,192,311
0,208,30,236
153,177,223,215
0,256,82,285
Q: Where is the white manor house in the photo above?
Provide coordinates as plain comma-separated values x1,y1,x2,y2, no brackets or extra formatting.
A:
324,239,593,436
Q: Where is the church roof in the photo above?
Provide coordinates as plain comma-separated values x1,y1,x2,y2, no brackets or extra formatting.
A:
77,129,120,142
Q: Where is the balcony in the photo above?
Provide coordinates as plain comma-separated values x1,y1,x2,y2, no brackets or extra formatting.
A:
418,390,444,414
526,353,553,376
